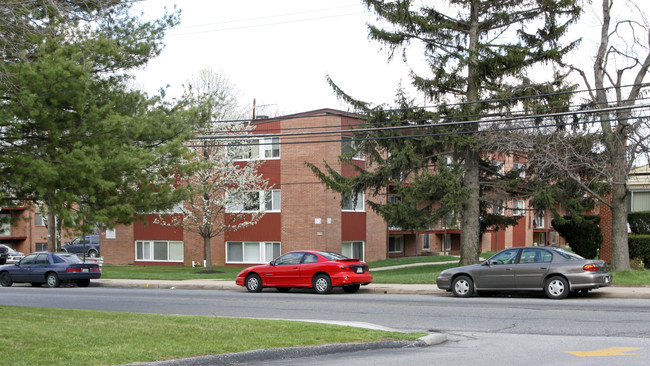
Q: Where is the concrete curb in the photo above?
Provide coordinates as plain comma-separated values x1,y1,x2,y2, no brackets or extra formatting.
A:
93,279,650,298
123,339,434,366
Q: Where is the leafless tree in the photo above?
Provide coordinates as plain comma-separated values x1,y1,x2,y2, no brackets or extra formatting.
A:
485,0,650,270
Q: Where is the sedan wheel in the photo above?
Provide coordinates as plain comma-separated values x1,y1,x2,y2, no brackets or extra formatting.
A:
313,274,332,294
46,273,60,288
88,250,98,258
0,272,13,287
452,275,474,298
245,274,263,293
545,276,569,299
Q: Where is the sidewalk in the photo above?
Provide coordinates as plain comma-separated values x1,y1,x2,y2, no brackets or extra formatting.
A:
93,278,650,299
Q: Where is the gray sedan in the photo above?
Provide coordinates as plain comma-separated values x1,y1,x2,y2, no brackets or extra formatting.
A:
436,247,612,299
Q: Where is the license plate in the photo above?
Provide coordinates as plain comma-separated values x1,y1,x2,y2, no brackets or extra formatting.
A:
356,268,363,274
82,268,89,273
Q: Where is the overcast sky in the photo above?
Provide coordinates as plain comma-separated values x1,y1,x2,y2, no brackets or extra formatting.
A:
133,0,650,118
133,0,417,117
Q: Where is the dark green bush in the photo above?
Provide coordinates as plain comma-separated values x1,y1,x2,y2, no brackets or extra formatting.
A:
628,212,650,235
628,235,650,269
552,215,602,259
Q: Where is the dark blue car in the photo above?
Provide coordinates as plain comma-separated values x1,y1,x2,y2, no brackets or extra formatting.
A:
0,252,101,288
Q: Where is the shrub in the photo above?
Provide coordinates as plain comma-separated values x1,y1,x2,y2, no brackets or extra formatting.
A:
628,235,650,269
552,215,602,259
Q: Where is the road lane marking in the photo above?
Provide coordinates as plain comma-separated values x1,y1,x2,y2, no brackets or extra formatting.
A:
564,347,641,357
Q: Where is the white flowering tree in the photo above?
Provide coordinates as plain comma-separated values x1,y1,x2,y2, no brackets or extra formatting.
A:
158,70,270,271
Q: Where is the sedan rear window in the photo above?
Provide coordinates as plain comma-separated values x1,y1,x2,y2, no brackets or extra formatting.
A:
54,253,83,264
552,248,584,260
316,251,349,261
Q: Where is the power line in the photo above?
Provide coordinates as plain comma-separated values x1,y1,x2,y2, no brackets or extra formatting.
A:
188,104,650,147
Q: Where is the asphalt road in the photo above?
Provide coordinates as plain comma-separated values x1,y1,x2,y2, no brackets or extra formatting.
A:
2,286,649,365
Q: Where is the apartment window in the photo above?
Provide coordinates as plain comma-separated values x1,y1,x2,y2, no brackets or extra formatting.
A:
227,190,281,212
492,160,504,176
341,135,364,160
513,163,526,178
388,235,404,253
342,241,364,261
422,234,430,252
513,199,526,216
534,210,545,228
0,214,10,236
226,241,280,264
262,137,280,158
388,195,402,204
36,242,48,251
443,211,459,229
442,233,452,251
34,213,45,226
264,189,281,212
342,191,364,211
492,201,505,216
233,137,280,160
136,241,184,262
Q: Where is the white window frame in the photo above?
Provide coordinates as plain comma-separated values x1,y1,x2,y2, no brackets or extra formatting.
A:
341,135,365,160
0,213,11,236
262,137,280,159
513,163,526,178
226,241,281,264
34,213,45,226
492,201,505,216
135,240,184,262
233,137,280,161
492,160,504,175
388,235,404,253
227,190,281,213
422,234,430,252
535,210,545,228
342,191,364,212
513,199,526,216
342,241,365,261
263,189,281,212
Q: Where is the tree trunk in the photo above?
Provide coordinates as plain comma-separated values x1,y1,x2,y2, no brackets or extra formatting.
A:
203,235,213,271
459,150,481,265
47,208,56,252
458,0,481,266
609,135,631,270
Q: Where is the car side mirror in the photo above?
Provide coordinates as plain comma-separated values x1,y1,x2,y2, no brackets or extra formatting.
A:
270,260,276,266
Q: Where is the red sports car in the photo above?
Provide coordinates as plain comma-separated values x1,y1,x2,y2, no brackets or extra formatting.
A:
235,250,373,294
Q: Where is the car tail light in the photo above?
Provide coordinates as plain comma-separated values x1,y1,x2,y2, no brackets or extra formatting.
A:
91,267,101,273
583,264,599,271
66,268,82,273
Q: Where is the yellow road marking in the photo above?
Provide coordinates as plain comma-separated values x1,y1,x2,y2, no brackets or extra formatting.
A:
564,347,641,357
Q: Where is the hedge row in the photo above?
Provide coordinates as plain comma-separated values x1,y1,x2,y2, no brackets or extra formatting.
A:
628,235,650,268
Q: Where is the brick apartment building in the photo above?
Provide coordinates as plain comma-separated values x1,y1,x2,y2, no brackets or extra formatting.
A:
2,108,583,266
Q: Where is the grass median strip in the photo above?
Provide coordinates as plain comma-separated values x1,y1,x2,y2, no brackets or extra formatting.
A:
0,306,425,366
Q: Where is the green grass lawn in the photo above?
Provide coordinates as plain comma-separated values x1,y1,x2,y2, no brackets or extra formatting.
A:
0,306,425,366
